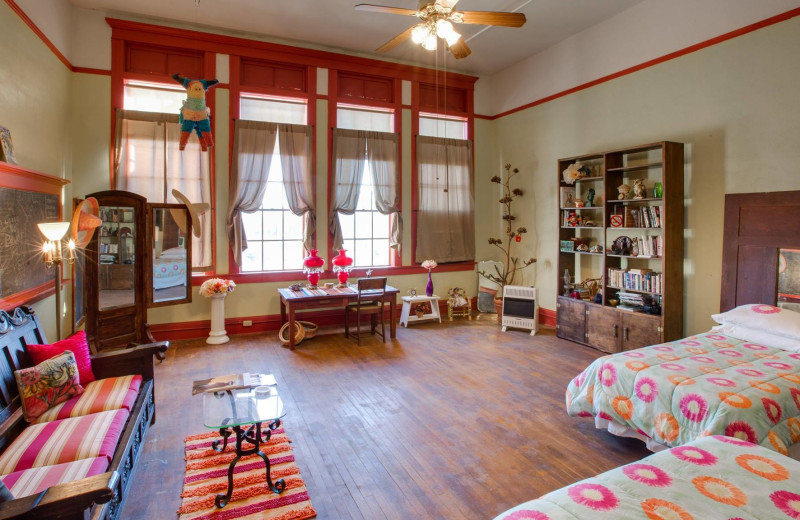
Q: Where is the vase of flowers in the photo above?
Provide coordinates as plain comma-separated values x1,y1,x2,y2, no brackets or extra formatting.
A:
421,259,437,297
478,164,537,322
200,278,236,344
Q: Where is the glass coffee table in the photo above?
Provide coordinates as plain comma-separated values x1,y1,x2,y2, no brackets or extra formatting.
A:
203,385,287,507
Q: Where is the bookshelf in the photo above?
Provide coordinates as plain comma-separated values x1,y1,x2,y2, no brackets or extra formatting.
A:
556,141,684,352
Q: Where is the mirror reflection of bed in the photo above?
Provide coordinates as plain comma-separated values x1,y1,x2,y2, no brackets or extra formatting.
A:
153,207,187,303
778,248,800,313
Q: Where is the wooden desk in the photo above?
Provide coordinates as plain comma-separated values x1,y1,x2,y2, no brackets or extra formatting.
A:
278,285,399,350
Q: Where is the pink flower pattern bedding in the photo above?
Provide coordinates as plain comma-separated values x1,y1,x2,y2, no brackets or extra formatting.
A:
566,331,800,455
494,436,800,519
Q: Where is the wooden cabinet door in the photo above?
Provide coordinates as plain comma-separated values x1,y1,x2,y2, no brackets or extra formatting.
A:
557,297,586,343
622,312,662,350
586,305,621,353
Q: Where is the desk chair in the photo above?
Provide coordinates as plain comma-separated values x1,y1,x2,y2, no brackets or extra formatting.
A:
344,277,387,345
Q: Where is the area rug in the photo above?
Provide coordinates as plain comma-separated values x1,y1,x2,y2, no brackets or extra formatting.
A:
178,425,316,520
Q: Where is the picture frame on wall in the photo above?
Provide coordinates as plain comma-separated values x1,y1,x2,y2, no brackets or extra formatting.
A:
0,126,17,165
560,187,576,208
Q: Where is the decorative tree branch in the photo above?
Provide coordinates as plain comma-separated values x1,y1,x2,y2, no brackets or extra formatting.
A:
478,163,537,291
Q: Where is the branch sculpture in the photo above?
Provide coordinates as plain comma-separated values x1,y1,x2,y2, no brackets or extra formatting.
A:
479,163,537,291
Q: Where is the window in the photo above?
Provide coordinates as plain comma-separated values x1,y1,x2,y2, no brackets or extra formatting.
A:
419,113,468,139
334,105,395,268
236,95,310,272
116,82,213,270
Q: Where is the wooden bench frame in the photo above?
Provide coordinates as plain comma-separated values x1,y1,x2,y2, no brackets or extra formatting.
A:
0,306,167,520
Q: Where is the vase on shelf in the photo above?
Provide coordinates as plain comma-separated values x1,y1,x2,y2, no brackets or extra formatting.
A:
426,270,434,297
207,293,230,344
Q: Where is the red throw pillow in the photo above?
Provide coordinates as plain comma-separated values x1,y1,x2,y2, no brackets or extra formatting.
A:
27,330,95,384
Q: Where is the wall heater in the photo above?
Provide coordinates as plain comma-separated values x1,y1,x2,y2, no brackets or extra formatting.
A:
501,285,538,335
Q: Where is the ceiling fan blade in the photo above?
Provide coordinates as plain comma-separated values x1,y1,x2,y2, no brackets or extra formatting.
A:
355,4,418,16
448,38,471,59
458,11,526,27
376,25,415,53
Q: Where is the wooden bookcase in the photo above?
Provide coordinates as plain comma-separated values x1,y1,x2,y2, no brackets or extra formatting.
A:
556,141,684,352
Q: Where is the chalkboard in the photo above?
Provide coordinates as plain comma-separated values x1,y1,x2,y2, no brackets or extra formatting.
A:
0,187,59,301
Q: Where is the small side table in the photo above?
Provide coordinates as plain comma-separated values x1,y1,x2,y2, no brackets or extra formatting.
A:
399,295,442,327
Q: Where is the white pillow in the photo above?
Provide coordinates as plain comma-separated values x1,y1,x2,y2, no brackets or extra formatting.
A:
711,323,800,353
711,304,800,341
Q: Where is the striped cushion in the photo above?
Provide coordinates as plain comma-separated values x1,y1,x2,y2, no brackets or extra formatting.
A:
0,409,128,474
0,457,108,499
33,375,142,424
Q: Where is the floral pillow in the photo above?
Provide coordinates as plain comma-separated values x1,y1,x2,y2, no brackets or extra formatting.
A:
15,351,84,422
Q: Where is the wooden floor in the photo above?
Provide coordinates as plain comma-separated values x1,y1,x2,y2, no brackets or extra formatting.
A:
122,315,650,519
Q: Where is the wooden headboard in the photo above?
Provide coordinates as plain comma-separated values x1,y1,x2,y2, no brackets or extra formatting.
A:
721,190,800,312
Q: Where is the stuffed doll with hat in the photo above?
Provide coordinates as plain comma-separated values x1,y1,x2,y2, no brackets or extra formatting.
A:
172,73,219,151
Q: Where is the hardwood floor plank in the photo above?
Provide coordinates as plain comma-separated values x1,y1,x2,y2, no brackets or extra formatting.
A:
122,319,650,519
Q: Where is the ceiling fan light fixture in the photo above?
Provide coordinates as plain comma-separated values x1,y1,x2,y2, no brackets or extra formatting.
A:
435,19,454,38
411,22,430,44
443,28,460,46
422,31,438,51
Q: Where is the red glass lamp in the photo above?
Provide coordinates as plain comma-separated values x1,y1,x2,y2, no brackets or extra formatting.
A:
331,249,354,286
302,249,325,288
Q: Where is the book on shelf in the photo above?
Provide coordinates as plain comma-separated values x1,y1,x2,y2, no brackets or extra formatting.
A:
192,373,277,395
617,304,644,312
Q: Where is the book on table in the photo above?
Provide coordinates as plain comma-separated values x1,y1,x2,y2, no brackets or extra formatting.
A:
192,373,277,395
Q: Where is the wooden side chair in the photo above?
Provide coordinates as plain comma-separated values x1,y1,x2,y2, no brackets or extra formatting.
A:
345,277,387,344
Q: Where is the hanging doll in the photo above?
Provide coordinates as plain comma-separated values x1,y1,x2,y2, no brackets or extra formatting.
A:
171,73,219,151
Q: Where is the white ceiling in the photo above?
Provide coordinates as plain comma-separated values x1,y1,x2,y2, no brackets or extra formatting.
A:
70,0,644,76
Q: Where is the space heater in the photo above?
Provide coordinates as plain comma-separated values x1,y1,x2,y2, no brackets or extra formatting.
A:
501,285,538,335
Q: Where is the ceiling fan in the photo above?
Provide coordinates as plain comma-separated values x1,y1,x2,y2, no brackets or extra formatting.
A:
355,0,526,59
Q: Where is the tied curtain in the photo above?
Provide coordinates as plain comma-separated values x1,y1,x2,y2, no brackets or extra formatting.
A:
415,136,475,263
329,128,401,252
114,109,212,270
226,120,315,266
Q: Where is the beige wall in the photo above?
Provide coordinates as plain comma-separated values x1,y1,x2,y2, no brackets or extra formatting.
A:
480,16,800,335
0,2,73,340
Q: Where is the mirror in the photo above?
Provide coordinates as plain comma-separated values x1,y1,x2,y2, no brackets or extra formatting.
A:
98,205,136,310
148,203,192,306
778,248,800,312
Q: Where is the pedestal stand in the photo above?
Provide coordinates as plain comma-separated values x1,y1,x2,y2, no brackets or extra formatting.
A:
207,293,230,344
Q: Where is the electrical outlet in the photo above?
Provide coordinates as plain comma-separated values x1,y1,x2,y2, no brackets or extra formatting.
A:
243,320,253,327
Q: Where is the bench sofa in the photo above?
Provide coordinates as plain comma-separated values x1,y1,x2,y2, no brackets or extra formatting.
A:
0,306,167,520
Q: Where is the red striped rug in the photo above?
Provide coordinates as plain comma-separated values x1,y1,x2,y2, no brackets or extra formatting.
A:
177,426,316,520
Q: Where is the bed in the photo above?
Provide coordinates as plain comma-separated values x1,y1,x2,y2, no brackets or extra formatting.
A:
494,435,800,520
567,191,800,459
153,246,187,289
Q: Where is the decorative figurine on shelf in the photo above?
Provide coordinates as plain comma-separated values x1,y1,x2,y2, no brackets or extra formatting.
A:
568,212,578,227
633,179,647,199
172,73,219,151
590,244,603,253
654,182,663,198
575,198,585,208
617,183,631,200
586,188,596,207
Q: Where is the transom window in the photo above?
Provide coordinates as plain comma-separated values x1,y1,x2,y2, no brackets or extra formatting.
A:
238,94,308,272
419,113,468,139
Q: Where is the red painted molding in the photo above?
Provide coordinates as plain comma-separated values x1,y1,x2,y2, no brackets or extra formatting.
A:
0,162,69,192
484,6,800,121
539,307,556,328
73,67,111,76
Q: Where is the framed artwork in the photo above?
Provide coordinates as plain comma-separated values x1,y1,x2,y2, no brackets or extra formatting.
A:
560,187,576,208
778,248,800,304
0,126,17,165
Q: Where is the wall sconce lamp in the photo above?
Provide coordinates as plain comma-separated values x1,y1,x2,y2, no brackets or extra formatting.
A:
37,221,75,340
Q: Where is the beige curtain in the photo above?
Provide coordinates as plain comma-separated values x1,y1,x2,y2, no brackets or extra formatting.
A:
329,128,400,251
114,109,212,270
278,124,316,252
329,128,367,251
366,131,402,251
226,120,279,266
415,136,475,263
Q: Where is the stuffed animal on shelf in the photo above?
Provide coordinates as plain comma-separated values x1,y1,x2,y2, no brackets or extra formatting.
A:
172,73,219,151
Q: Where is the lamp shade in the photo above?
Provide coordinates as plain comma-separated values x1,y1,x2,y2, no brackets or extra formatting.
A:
331,249,353,268
303,249,325,269
37,222,70,241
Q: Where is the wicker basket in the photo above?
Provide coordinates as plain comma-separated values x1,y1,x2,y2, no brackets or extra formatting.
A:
299,321,318,339
278,321,318,345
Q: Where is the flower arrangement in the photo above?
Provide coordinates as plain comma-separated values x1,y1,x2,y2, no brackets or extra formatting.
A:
421,259,437,271
421,259,437,297
479,163,537,292
562,161,591,185
199,278,236,297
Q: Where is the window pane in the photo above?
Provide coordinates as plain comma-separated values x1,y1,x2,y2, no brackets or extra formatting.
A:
241,96,307,124
242,242,263,272
339,213,355,240
355,182,373,210
284,211,302,240
261,182,283,209
354,212,372,239
263,241,283,271
124,85,185,113
242,211,262,241
373,212,389,239
354,239,372,267
337,107,393,132
284,240,303,270
419,115,467,139
373,239,390,266
263,210,281,240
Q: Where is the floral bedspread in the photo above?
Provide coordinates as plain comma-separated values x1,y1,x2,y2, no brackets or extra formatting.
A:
494,435,800,519
566,331,800,455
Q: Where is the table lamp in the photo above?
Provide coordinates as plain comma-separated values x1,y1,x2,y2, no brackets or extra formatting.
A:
302,249,325,288
331,249,353,287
